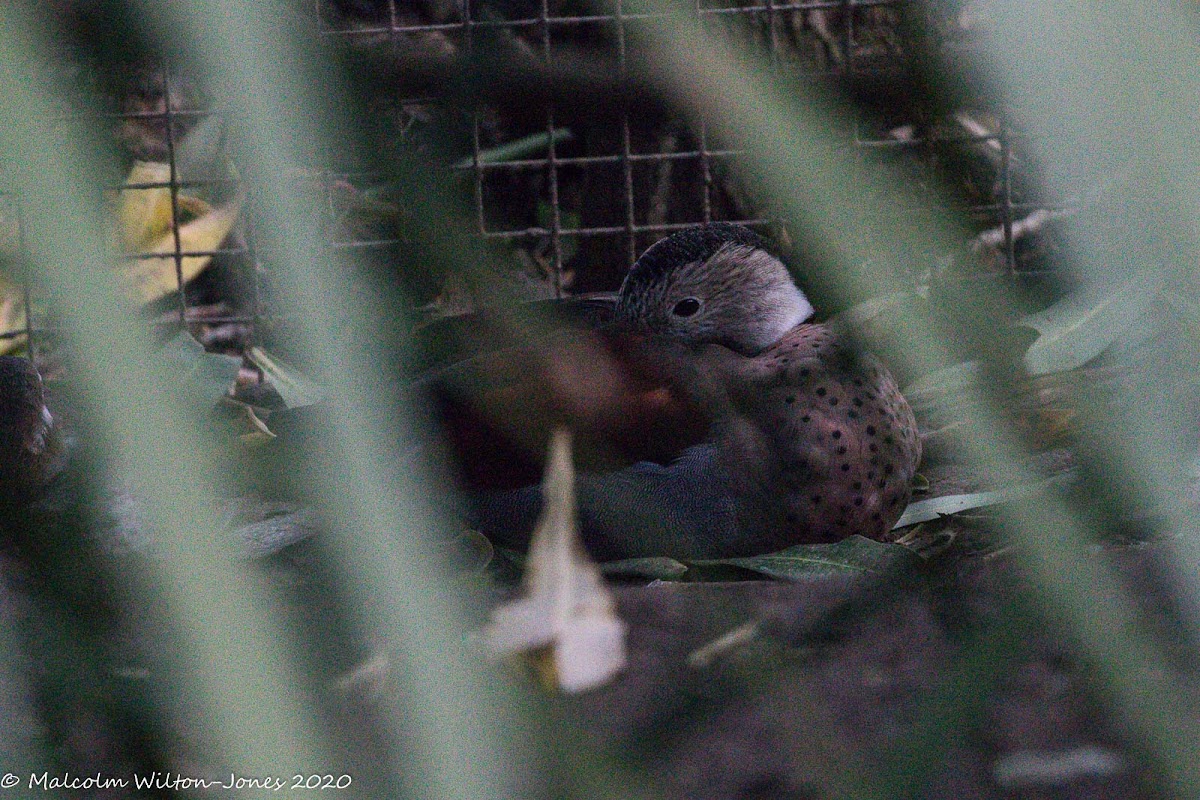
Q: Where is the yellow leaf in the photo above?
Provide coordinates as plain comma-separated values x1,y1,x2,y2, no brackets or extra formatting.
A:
115,160,243,304
118,161,175,250
121,195,243,304
0,274,26,356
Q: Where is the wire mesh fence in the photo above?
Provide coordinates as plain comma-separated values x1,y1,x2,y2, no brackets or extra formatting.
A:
1,0,1069,361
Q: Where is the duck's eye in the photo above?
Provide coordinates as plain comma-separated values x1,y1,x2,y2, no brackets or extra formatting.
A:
672,297,701,318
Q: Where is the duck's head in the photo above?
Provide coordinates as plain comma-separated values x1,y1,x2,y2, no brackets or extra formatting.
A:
615,223,813,355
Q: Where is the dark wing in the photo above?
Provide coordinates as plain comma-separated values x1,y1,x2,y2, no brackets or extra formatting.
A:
408,294,620,376
468,443,741,560
412,296,711,492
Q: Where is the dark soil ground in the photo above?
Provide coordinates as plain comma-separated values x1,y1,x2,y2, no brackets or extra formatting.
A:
1,416,1188,800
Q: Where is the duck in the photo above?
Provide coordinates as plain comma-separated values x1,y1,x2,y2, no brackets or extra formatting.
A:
437,222,922,560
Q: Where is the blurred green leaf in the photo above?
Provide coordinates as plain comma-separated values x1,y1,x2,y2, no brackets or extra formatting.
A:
247,345,327,409
831,289,926,330
1021,274,1164,375
163,329,242,406
174,113,236,193
0,2,329,775
692,535,921,581
904,360,981,397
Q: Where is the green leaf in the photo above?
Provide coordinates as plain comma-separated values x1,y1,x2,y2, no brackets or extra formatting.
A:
246,346,327,409
600,557,689,580
891,489,1011,528
891,473,1075,529
1021,273,1164,375
451,129,574,170
163,330,242,407
691,535,922,581
904,360,981,397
